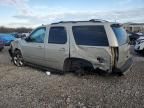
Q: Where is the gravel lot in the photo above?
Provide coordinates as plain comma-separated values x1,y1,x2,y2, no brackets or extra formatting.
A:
0,47,144,108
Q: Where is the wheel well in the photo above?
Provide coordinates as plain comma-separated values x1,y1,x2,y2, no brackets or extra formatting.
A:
14,48,22,56
9,47,20,58
63,58,94,72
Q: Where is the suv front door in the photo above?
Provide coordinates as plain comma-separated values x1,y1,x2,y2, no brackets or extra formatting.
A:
22,27,46,65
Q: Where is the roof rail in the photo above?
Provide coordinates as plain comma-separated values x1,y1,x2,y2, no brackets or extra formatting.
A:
51,21,77,25
51,19,108,25
89,19,108,22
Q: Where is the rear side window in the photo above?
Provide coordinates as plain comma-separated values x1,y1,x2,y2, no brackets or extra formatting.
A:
111,24,128,45
72,26,109,46
48,27,67,44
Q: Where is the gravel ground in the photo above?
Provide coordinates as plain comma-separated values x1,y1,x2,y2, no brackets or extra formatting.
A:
0,47,144,108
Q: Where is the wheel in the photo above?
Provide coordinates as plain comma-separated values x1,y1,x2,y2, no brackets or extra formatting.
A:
13,50,24,67
71,61,85,76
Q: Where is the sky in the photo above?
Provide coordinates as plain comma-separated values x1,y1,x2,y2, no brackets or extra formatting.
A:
0,0,144,28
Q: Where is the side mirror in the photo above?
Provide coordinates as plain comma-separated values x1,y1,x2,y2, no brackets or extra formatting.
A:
25,37,30,42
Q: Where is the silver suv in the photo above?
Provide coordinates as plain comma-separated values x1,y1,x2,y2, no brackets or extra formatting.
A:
9,19,132,75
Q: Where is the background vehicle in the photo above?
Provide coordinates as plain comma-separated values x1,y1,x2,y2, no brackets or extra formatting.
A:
11,32,29,39
21,33,30,38
135,37,144,54
0,33,16,46
11,33,22,38
127,31,141,45
9,20,132,75
136,32,144,36
0,39,4,51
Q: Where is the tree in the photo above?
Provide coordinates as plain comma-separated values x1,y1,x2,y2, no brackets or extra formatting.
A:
0,26,32,33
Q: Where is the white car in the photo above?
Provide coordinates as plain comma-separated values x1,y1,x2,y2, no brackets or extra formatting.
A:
136,32,144,36
135,37,144,53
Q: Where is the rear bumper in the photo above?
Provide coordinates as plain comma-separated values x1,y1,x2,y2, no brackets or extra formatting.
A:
113,58,133,73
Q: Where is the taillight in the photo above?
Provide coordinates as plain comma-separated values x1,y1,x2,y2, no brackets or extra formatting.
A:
111,47,119,69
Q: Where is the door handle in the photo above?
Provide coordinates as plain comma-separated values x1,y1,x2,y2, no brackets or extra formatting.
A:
59,48,65,51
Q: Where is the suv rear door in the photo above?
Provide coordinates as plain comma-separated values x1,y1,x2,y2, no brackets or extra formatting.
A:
45,26,69,70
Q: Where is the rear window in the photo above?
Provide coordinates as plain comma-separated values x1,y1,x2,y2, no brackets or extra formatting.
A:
112,25,128,45
72,26,109,46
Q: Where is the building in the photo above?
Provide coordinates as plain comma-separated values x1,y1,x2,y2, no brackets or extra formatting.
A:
123,23,144,33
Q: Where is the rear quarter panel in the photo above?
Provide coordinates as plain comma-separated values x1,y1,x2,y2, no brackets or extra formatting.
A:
68,24,112,72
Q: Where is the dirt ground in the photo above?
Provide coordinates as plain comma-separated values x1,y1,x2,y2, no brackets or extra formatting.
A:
0,47,144,108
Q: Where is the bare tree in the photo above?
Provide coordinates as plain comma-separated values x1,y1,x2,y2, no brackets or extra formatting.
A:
0,26,32,33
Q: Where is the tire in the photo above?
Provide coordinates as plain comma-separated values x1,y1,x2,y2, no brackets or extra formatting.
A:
13,50,24,67
71,61,85,76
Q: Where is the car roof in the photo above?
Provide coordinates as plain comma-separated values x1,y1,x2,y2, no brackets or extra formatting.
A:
40,19,121,28
50,20,117,26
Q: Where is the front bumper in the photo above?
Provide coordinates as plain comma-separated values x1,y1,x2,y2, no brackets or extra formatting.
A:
3,40,13,46
113,58,133,73
8,47,14,58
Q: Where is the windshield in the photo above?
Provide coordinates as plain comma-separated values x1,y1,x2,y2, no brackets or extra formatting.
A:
112,25,128,45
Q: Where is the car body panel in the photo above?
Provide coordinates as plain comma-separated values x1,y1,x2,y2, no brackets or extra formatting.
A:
68,24,113,72
21,40,45,65
70,45,112,72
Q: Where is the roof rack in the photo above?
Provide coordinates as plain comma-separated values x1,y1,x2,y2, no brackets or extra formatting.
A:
51,21,77,25
89,19,108,22
51,19,108,25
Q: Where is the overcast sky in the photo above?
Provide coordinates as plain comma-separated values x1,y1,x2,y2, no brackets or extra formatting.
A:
0,0,144,27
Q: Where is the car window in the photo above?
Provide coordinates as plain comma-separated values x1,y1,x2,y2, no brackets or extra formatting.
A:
111,24,128,45
29,27,46,43
48,27,67,44
72,26,109,46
